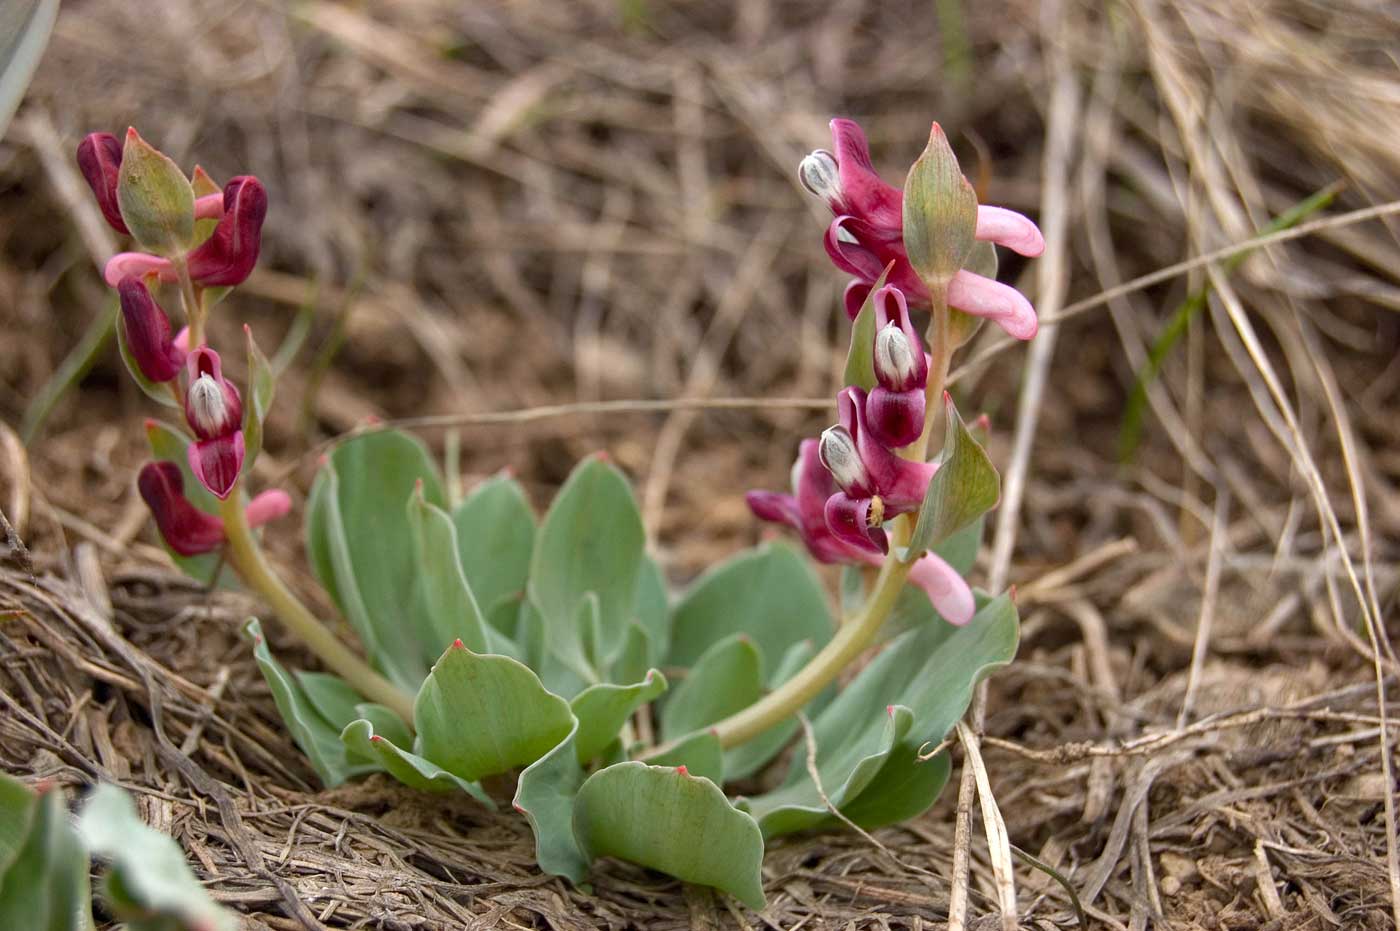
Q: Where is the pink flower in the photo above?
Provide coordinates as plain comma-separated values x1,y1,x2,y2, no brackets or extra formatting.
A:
865,286,927,448
116,277,185,382
185,176,267,287
76,132,128,235
804,118,1045,340
183,347,245,500
138,461,289,556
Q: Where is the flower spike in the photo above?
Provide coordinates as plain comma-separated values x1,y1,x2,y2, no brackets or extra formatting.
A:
116,276,185,382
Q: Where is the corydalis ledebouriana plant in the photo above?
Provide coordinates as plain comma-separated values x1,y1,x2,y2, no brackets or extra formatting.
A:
66,117,1039,912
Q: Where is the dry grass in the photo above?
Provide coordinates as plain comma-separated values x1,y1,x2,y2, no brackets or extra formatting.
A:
2,0,1399,928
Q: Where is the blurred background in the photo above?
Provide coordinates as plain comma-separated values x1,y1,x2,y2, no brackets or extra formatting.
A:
2,1,1399,927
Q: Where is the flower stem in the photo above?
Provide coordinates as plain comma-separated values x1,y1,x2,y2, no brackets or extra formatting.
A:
173,258,204,349
217,485,416,723
915,285,953,460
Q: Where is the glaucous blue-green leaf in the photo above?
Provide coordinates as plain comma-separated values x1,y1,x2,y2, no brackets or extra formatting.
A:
0,781,91,931
340,720,491,804
842,263,892,392
934,515,984,577
571,669,667,763
353,702,413,751
645,730,723,785
742,594,1018,837
573,763,766,909
0,771,38,875
907,400,999,558
633,556,670,667
291,670,411,759
513,721,588,882
145,419,230,587
241,325,275,471
408,485,492,655
0,0,58,141
609,621,655,687
518,600,589,699
415,642,573,782
661,634,763,742
723,639,820,781
78,784,235,931
453,474,535,617
667,543,832,674
245,619,372,787
305,431,447,691
839,739,953,830
528,456,644,671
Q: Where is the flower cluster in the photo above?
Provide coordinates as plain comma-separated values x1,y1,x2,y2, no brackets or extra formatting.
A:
748,119,1044,626
78,129,287,556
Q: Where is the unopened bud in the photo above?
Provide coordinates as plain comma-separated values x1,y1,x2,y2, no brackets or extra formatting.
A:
187,375,229,436
798,149,841,208
76,132,128,235
819,425,872,497
873,322,918,391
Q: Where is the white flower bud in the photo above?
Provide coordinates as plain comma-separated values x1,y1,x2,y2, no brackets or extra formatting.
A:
819,425,870,494
874,323,918,388
187,374,229,436
798,149,841,206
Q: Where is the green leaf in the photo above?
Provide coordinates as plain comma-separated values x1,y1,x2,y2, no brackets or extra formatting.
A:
571,669,667,763
340,720,492,803
305,431,448,691
645,730,724,786
116,310,180,408
933,515,984,577
667,543,832,674
415,642,574,782
723,639,821,781
244,619,369,787
907,398,999,557
661,634,763,742
528,456,645,671
241,325,276,471
352,702,413,751
0,772,38,876
842,263,893,392
573,762,766,909
609,621,655,687
902,122,978,286
0,781,91,931
408,486,492,655
743,594,1018,837
293,670,364,729
0,0,59,141
117,129,195,255
632,556,670,668
144,419,231,587
453,474,535,616
513,722,588,882
77,784,235,931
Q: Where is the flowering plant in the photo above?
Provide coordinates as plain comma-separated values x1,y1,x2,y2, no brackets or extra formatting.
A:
76,118,1041,908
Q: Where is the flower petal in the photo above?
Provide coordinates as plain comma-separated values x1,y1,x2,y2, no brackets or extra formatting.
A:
947,270,1038,340
117,276,185,382
246,489,292,528
188,431,245,500
137,461,226,556
975,205,1044,257
823,492,888,556
103,252,176,288
829,118,903,230
186,175,267,287
76,132,129,235
906,553,976,626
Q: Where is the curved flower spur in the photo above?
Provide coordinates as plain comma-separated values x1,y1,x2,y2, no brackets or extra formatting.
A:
67,117,1040,911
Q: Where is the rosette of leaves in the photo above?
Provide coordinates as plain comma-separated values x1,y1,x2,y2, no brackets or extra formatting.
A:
0,774,235,930
242,404,1018,909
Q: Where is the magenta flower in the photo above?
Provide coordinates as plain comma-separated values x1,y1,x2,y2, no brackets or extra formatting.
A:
76,132,129,235
865,287,927,448
183,347,245,500
116,276,185,382
747,438,974,625
138,461,290,556
185,176,267,287
802,118,1045,339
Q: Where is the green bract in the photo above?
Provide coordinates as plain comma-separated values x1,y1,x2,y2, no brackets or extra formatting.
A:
242,428,1019,909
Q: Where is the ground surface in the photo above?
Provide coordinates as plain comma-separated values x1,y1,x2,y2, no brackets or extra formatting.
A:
2,1,1398,929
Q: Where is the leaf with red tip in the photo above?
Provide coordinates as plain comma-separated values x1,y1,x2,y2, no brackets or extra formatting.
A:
407,486,496,656
902,122,978,287
644,729,723,785
414,642,573,782
513,720,588,882
340,720,492,804
452,474,535,626
573,761,766,909
660,634,763,745
116,128,195,255
570,669,667,763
